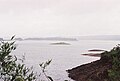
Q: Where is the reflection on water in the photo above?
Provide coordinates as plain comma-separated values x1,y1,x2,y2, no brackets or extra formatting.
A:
12,40,120,81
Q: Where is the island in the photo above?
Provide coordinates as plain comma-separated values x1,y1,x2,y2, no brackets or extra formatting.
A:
81,49,106,57
15,38,23,41
88,49,106,52
82,53,101,57
25,37,77,41
50,42,70,45
0,38,3,41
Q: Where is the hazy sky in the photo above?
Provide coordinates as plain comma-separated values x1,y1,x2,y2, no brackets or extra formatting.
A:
0,0,120,38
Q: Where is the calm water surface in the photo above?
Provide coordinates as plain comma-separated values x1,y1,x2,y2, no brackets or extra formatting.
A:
12,40,120,81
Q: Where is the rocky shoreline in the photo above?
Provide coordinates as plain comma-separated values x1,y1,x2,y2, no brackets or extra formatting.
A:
67,49,113,81
67,57,111,81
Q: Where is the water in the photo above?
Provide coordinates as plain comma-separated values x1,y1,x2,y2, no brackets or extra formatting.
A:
12,40,120,81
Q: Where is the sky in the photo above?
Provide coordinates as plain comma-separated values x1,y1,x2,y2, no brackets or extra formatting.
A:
0,0,120,38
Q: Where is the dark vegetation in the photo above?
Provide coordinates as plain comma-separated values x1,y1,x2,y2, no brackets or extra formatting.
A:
68,45,120,81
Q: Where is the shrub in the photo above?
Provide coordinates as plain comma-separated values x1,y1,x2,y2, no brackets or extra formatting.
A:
0,36,36,81
0,36,69,81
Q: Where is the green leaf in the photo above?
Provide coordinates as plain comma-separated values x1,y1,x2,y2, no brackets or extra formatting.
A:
47,76,54,81
11,35,15,40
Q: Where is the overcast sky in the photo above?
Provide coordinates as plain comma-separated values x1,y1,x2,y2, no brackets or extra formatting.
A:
0,0,120,38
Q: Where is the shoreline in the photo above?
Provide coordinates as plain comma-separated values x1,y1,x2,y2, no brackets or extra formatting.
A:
67,49,110,81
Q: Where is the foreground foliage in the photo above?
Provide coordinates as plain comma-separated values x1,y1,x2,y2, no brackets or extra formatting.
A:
0,36,36,81
0,36,70,81
101,45,120,81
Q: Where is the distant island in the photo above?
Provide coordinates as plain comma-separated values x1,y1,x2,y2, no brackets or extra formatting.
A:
0,37,77,41
77,35,120,40
25,35,120,41
0,38,3,41
25,37,77,41
50,42,70,45
14,38,23,41
2,35,120,41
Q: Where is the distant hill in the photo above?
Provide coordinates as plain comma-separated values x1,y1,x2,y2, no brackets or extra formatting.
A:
15,38,23,41
77,35,120,40
0,38,3,41
2,35,120,41
25,37,77,41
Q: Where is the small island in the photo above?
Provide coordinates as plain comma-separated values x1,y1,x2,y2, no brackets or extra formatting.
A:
88,49,106,52
82,49,106,57
50,42,70,45
82,53,101,57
